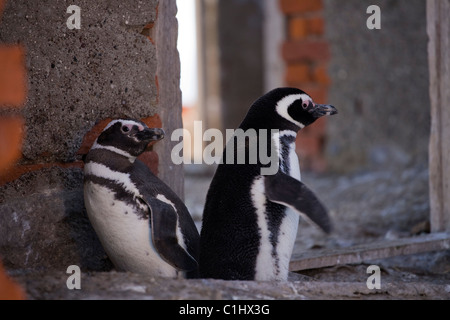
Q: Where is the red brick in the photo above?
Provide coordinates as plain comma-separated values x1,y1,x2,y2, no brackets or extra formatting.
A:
308,117,327,136
289,17,325,40
280,0,323,14
77,118,113,155
285,63,310,84
0,161,84,186
142,114,163,148
0,0,5,19
311,63,330,85
296,135,329,172
308,17,325,36
0,45,27,107
299,117,327,137
296,135,322,157
289,17,308,40
141,114,162,131
299,85,328,104
137,151,159,176
0,116,24,175
0,260,25,300
282,40,330,63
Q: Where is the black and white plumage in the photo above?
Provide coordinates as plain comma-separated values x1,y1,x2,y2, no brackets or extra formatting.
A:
199,87,337,281
83,119,200,278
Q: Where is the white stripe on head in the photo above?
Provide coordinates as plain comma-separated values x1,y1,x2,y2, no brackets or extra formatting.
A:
275,94,311,129
103,119,145,132
90,119,147,161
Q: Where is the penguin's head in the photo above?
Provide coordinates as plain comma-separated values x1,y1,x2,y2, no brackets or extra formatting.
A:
95,119,165,157
244,87,337,131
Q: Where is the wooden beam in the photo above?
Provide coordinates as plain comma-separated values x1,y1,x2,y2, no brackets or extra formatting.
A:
289,233,450,271
427,0,450,232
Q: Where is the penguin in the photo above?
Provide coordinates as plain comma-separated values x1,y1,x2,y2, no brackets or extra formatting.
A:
199,87,338,281
83,119,200,278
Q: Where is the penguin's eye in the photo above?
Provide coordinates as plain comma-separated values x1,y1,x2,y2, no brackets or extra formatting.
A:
302,100,314,109
121,125,131,133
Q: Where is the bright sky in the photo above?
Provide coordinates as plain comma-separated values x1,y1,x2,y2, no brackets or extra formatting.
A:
176,0,198,108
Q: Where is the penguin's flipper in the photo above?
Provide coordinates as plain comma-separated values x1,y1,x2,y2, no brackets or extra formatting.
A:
142,196,198,271
264,172,332,233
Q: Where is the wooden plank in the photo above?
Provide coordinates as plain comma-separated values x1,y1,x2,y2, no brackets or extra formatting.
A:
427,0,450,232
289,233,450,271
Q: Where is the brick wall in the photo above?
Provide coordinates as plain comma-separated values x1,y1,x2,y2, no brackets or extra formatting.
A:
0,0,26,300
0,45,26,177
280,0,330,171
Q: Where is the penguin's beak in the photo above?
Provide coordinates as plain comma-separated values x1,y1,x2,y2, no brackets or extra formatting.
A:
137,128,165,142
312,104,338,117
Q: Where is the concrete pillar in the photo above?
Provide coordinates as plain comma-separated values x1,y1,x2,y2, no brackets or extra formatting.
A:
197,0,222,132
217,0,265,130
0,0,181,270
263,0,285,93
427,0,450,232
154,0,184,198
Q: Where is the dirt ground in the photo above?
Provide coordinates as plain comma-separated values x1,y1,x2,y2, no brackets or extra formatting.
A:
10,163,450,300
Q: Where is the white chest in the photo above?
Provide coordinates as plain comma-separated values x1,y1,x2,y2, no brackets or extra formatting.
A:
84,181,177,277
253,131,300,281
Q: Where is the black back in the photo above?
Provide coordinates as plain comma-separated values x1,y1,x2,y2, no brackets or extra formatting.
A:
199,89,301,280
85,119,200,278
199,87,335,280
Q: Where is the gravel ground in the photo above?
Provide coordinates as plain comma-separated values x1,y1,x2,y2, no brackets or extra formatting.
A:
12,255,450,300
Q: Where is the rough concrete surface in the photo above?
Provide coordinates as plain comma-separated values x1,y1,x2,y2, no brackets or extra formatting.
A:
152,0,184,198
0,0,158,163
218,0,265,131
324,0,430,171
10,266,450,300
0,167,112,271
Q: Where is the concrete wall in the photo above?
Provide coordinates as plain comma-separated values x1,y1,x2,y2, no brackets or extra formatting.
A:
0,0,182,271
263,0,285,93
218,0,265,131
324,0,430,172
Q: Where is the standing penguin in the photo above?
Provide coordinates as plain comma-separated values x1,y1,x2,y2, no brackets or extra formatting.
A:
84,119,200,278
200,88,337,281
